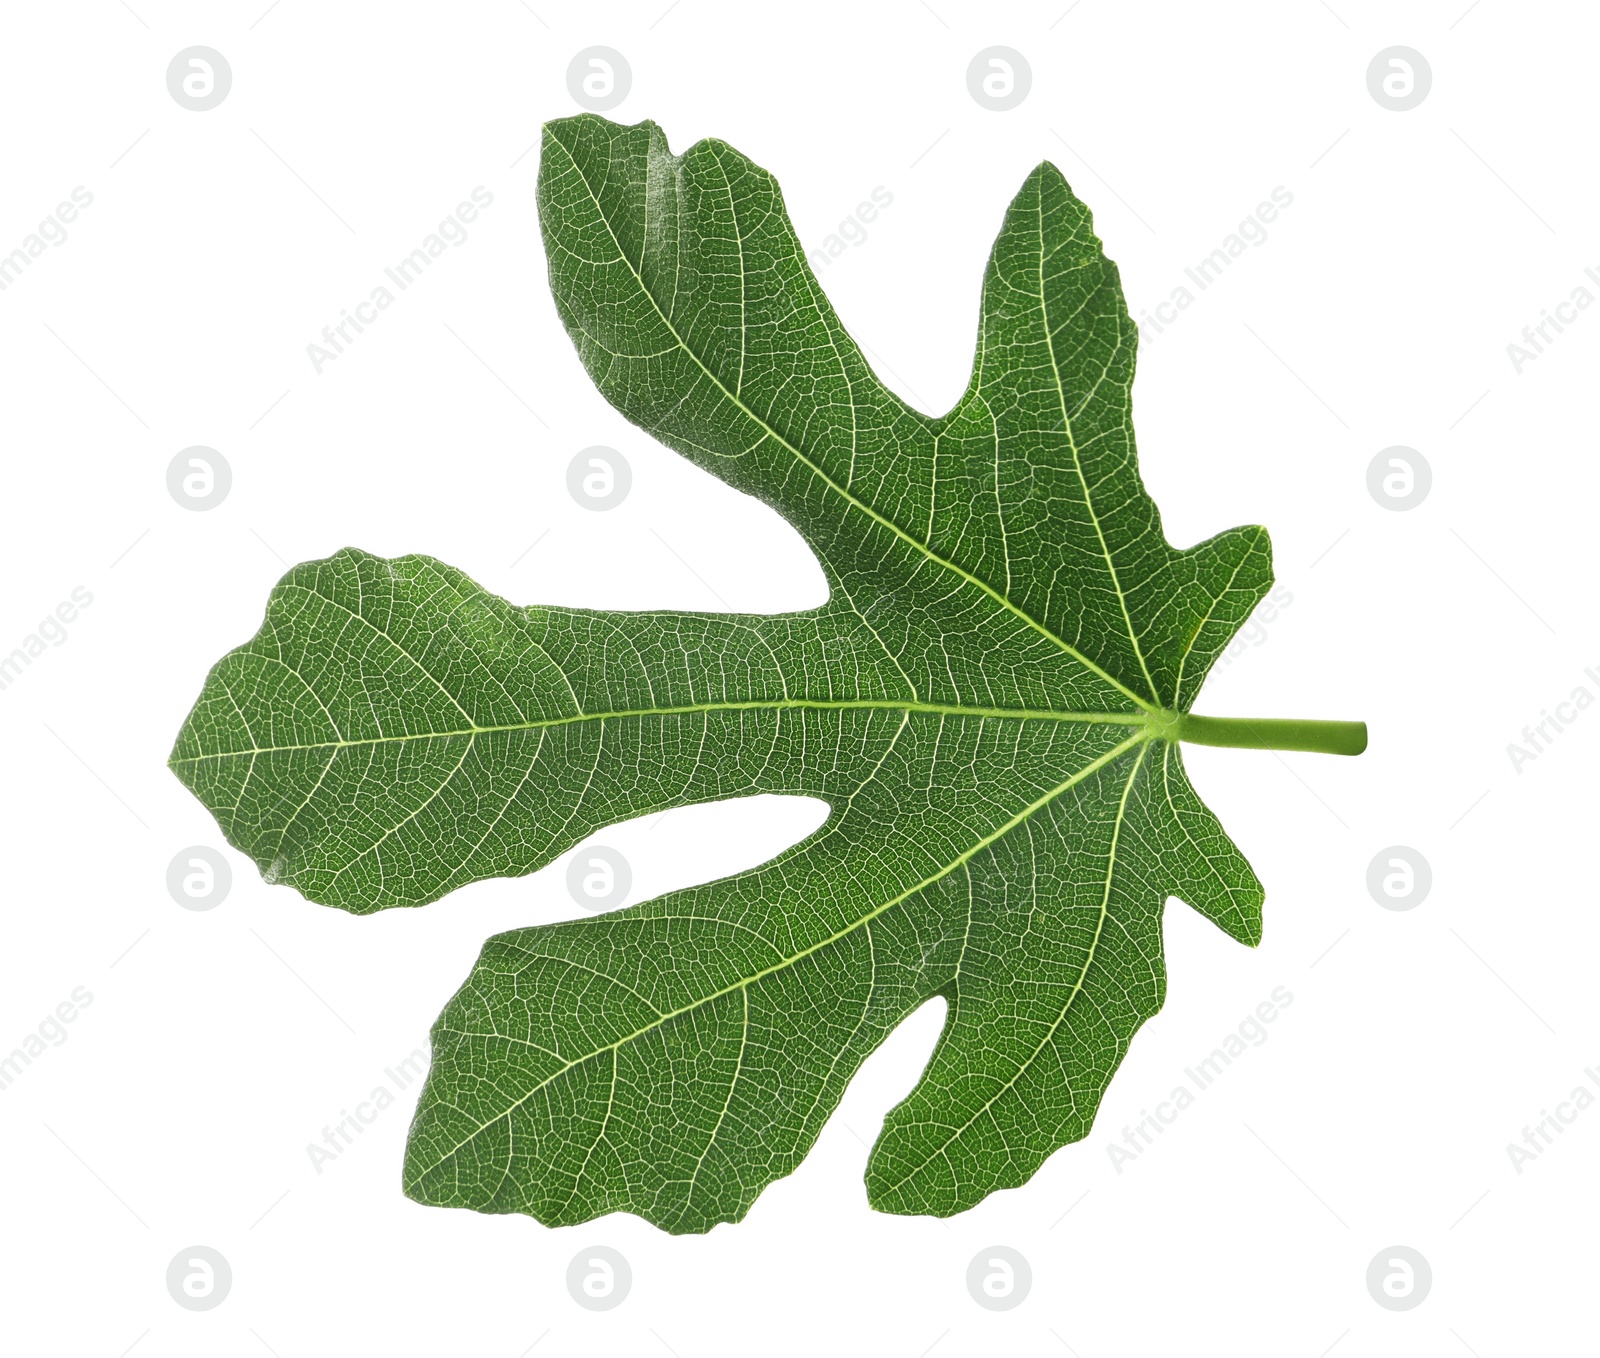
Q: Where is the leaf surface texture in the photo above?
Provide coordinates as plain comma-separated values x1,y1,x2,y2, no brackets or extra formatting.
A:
171,115,1274,1231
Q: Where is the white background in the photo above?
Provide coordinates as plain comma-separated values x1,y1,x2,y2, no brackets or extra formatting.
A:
1,2,1594,1354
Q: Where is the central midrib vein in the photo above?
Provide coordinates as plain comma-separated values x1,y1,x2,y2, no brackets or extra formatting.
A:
171,697,1155,765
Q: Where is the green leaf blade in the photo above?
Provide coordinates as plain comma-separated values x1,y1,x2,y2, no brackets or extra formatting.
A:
167,112,1355,1233
403,716,1152,1232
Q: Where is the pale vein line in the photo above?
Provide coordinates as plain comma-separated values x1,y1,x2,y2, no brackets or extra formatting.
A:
678,984,750,1222
557,1047,619,1212
1171,526,1268,707
407,729,1153,1183
543,128,1155,713
829,575,920,700
709,145,748,398
873,740,1150,1197
170,697,1153,764
1034,186,1161,706
1160,743,1256,933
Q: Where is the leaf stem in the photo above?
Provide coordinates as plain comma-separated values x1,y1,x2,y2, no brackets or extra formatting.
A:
1170,714,1368,756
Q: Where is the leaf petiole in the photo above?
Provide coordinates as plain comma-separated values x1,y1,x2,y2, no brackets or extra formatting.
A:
1167,713,1368,756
